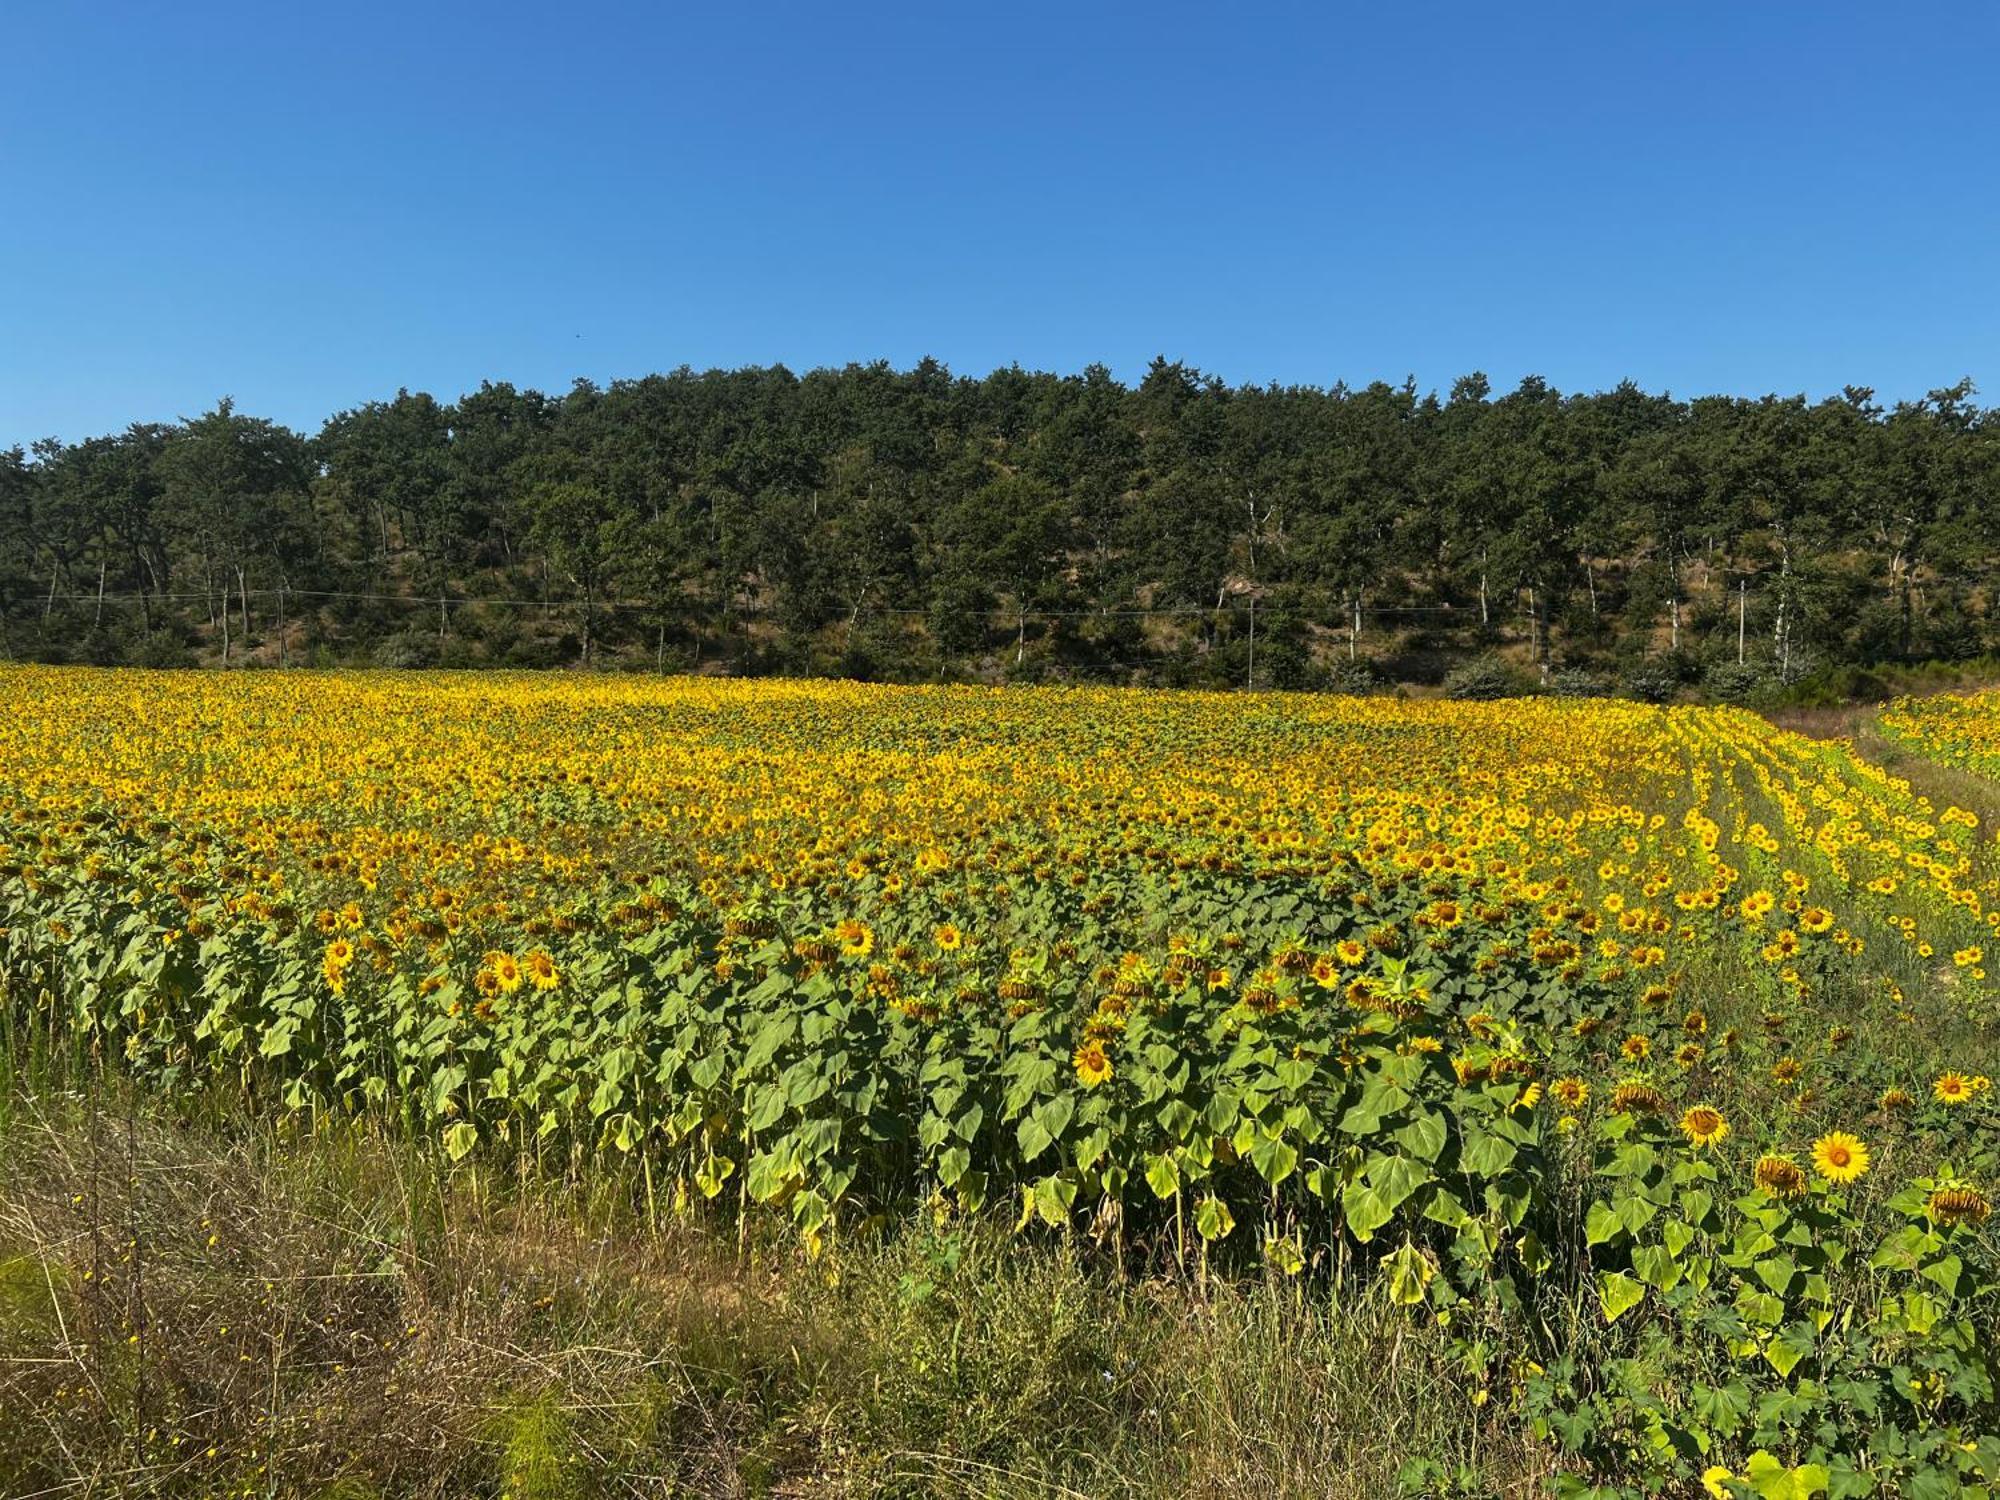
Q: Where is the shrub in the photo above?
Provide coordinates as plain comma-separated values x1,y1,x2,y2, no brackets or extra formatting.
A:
1701,660,1768,704
1622,661,1680,703
1549,667,1609,698
1443,656,1518,700
1325,658,1379,695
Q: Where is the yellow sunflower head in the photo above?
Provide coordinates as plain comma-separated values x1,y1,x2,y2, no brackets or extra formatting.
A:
1679,1105,1729,1150
1810,1132,1869,1185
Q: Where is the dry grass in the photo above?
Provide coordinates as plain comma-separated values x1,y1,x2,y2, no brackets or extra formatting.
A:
0,1083,1548,1499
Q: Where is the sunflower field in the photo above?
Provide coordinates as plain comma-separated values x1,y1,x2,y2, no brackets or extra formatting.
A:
4,666,1999,1497
1884,689,2000,785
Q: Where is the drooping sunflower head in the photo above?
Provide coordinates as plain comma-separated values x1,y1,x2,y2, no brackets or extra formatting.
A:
1927,1181,1992,1228
1753,1154,1807,1200
1611,1080,1668,1116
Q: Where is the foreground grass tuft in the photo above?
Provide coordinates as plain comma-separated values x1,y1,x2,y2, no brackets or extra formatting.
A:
0,1087,1543,1498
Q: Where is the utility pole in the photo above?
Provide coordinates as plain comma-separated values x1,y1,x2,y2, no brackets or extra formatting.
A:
1737,579,1746,665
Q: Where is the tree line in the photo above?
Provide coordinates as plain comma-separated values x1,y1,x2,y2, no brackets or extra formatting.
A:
3,359,1996,691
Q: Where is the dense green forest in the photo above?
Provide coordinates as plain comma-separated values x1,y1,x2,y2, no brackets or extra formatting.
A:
4,359,1997,693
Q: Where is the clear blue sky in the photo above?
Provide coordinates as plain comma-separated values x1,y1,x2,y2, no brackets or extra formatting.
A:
4,1,1996,445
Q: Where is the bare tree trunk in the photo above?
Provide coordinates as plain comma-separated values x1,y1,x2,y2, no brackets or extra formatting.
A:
1669,541,1680,651
94,560,107,628
236,565,250,644
219,572,231,665
1245,592,1255,690
1772,540,1792,681
277,582,287,668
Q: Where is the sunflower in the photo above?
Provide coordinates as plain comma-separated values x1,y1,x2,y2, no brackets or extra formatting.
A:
1879,1087,1913,1113
1810,1132,1870,1185
933,923,963,952
1934,1072,1975,1106
524,949,559,990
1073,1041,1112,1088
1753,1154,1807,1200
1611,1080,1668,1116
1679,1105,1729,1149
1927,1181,1992,1228
1550,1076,1590,1109
490,952,523,992
1620,1034,1651,1062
